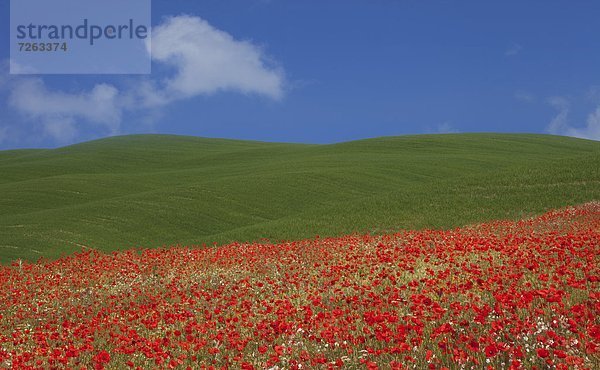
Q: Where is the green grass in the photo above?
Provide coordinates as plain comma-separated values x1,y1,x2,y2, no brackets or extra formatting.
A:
0,133,599,262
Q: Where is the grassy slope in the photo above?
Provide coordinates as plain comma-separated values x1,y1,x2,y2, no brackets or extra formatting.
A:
0,133,599,262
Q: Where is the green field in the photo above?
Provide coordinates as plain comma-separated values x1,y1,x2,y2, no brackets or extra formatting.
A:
0,133,599,262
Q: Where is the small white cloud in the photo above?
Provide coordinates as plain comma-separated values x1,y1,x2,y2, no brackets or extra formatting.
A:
129,79,170,109
148,15,284,104
564,105,600,141
9,78,121,142
546,96,570,135
505,43,522,56
0,125,8,143
545,96,600,141
435,122,459,134
547,96,570,109
515,91,535,103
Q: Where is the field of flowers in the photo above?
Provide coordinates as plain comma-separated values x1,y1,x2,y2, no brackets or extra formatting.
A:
0,204,598,369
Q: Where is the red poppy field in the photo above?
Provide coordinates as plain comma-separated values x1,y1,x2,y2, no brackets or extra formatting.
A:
1,204,598,370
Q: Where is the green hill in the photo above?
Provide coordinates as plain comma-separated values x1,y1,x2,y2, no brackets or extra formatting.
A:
1,133,599,262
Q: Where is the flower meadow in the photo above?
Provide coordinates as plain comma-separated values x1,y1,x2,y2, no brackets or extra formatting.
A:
1,204,598,370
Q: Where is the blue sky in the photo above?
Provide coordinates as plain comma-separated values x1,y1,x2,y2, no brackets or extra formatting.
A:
1,0,600,149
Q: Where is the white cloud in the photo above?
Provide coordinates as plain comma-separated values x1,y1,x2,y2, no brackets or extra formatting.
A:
515,91,535,103
148,15,284,103
4,15,285,145
505,43,522,56
0,126,8,143
546,96,600,141
546,96,570,135
8,78,121,142
435,122,459,134
564,105,600,141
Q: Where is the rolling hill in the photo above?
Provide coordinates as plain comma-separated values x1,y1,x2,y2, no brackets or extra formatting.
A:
0,133,599,262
